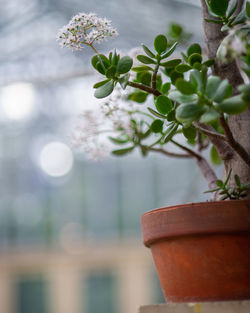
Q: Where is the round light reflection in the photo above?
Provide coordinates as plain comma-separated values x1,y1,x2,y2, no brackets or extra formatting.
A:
40,142,73,177
0,82,36,120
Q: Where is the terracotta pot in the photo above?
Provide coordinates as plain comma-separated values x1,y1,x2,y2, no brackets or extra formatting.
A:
141,200,250,302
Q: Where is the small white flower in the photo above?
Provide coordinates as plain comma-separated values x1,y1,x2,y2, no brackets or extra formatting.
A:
57,12,118,51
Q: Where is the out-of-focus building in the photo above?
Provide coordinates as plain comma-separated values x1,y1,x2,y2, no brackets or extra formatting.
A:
0,1,210,313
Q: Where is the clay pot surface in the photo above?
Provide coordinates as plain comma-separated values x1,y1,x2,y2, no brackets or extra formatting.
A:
141,200,250,302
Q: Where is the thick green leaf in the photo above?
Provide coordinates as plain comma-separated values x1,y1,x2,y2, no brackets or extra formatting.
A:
148,107,168,119
155,95,173,114
170,71,183,84
209,0,229,17
210,145,222,165
106,65,117,78
187,43,202,57
94,80,114,98
199,107,220,123
169,90,198,104
161,82,171,94
164,123,179,143
161,59,181,68
139,72,152,86
238,84,250,102
118,73,130,90
227,0,238,18
205,76,221,99
202,59,215,67
92,54,110,73
176,64,192,73
128,92,148,103
246,1,250,18
150,119,164,133
213,79,232,102
176,79,196,95
176,103,205,123
234,174,241,187
117,56,133,74
193,63,202,70
142,44,155,58
167,110,176,121
190,70,203,93
182,126,196,140
93,79,111,89
111,49,118,65
132,66,153,72
188,53,202,66
112,146,134,156
231,9,247,25
154,34,168,54
137,55,156,64
161,42,178,59
109,136,130,145
217,95,249,114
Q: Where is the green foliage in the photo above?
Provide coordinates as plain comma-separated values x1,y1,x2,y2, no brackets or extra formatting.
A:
160,59,181,68
155,95,173,114
150,119,164,133
128,92,148,103
87,15,250,196
176,79,196,95
208,0,229,17
187,43,202,56
205,169,249,200
94,80,114,98
217,95,248,114
112,146,135,156
117,56,133,74
137,55,156,64
118,73,130,89
182,126,196,140
176,103,205,124
154,34,168,54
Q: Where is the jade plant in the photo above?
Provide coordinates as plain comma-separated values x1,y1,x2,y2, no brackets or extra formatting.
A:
57,1,250,200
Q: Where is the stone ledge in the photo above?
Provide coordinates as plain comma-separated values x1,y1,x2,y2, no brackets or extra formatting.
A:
139,301,250,313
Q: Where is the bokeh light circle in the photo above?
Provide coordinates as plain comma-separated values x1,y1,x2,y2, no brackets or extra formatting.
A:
39,142,74,177
0,82,35,120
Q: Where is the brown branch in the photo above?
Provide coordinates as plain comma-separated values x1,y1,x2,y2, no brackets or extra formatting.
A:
149,147,192,158
127,81,161,97
170,139,218,188
170,139,204,160
194,122,233,161
151,63,159,91
193,122,227,141
219,115,250,167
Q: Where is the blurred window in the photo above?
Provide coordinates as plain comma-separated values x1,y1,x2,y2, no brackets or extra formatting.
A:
85,271,118,313
16,275,49,313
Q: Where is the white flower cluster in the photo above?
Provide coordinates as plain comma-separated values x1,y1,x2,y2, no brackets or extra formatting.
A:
72,87,146,160
57,12,118,51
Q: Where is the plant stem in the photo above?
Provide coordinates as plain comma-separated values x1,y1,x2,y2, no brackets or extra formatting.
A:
127,81,162,97
170,139,202,159
89,43,99,54
193,122,227,141
152,63,160,90
148,147,192,158
219,114,250,167
171,139,218,188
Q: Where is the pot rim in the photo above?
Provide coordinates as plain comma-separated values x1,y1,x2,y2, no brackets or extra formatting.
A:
141,200,250,247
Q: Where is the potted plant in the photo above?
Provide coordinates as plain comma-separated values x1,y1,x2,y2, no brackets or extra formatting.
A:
57,0,250,302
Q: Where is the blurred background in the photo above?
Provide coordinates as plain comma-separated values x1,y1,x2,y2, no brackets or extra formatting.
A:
0,0,209,313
